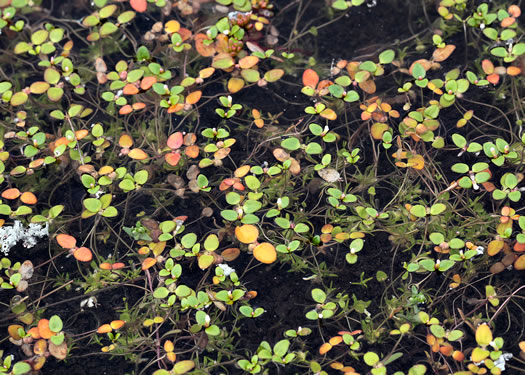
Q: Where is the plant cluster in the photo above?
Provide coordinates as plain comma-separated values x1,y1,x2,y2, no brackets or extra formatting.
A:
0,0,524,374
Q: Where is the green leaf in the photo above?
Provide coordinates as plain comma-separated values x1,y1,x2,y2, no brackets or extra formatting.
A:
204,234,219,251
244,175,260,190
100,22,118,37
153,287,169,299
379,49,395,64
31,29,49,45
281,137,301,151
490,47,507,58
311,288,326,303
364,352,380,366
451,163,469,174
12,361,31,375
410,205,426,218
273,339,290,357
305,142,322,154
430,203,446,215
49,315,63,332
412,63,426,79
181,233,197,248
83,198,101,212
173,360,195,375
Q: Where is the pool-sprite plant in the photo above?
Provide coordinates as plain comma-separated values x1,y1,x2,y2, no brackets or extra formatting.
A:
1,0,525,374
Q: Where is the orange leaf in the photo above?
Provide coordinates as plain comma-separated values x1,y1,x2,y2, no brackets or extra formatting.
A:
74,247,93,262
320,108,337,120
329,336,343,346
20,192,37,204
128,148,148,160
141,257,156,270
100,262,112,270
167,132,183,150
432,45,456,62
140,76,156,90
97,324,112,334
185,91,202,105
112,262,125,269
452,350,465,362
482,59,494,74
123,83,139,95
228,77,245,93
253,242,277,264
56,234,76,249
132,102,146,110
110,320,125,330
119,105,133,115
119,134,133,148
27,327,41,339
194,33,215,57
514,242,525,252
130,0,147,12
165,152,181,166
506,66,521,76
500,17,515,27
302,69,319,87
319,342,332,355
515,254,525,270
487,240,504,256
508,5,521,17
235,224,259,244
359,79,376,94
199,67,215,79
407,154,425,170
185,145,200,158
440,344,453,356
178,28,192,42
487,73,500,85
1,188,21,200
232,182,244,190
238,56,259,69
38,319,53,339
167,103,184,113
234,165,251,178
371,122,389,140
75,129,89,140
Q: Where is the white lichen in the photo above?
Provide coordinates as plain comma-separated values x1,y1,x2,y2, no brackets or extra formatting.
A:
0,221,49,255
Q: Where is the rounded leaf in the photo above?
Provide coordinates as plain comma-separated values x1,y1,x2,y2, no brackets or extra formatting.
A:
56,234,76,249
74,247,93,262
235,224,259,244
253,242,277,264
128,148,148,160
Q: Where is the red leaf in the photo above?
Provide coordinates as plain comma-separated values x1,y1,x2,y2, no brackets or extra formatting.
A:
167,132,183,150
165,152,181,166
130,0,147,12
302,69,319,88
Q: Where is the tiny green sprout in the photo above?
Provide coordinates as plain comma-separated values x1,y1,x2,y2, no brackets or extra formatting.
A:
432,34,445,48
285,327,312,337
239,305,265,318
485,285,499,307
257,339,295,365
237,355,261,374
81,194,118,218
331,0,365,10
451,162,490,190
492,172,521,202
411,63,428,88
490,43,525,63
306,288,337,320
346,238,364,264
